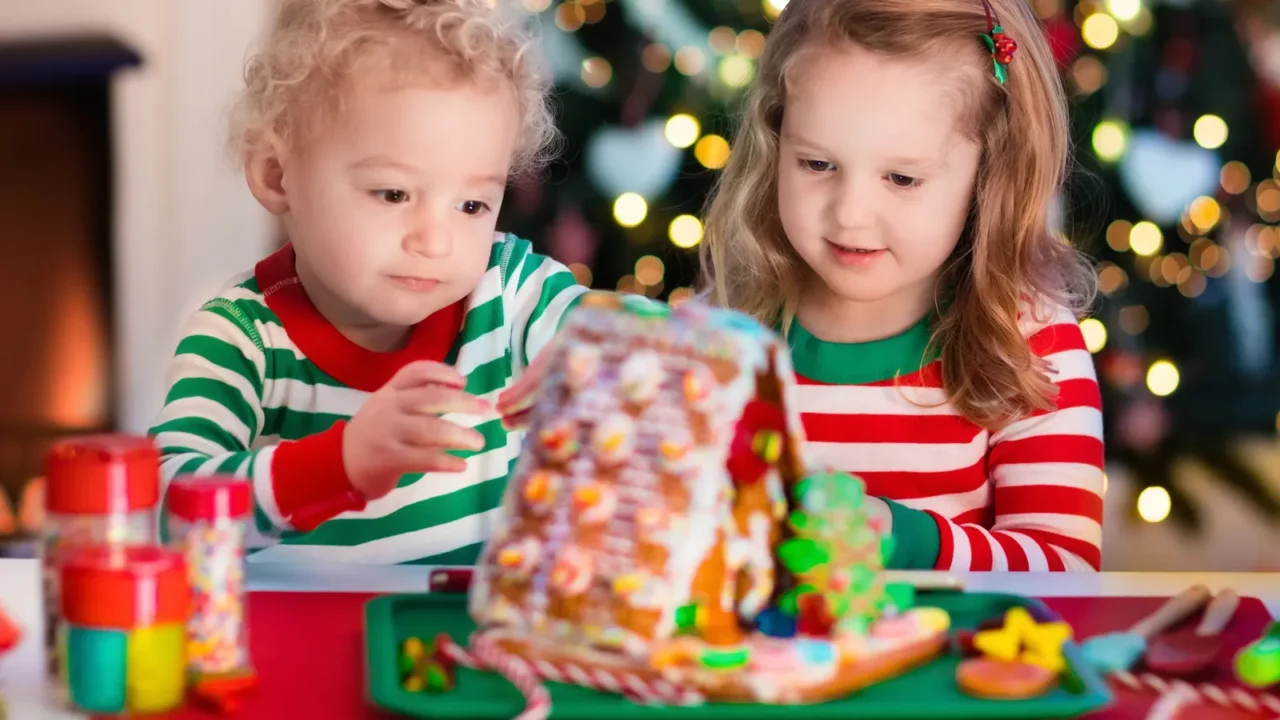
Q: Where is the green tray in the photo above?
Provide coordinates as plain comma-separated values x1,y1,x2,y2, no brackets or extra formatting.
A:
365,591,1114,719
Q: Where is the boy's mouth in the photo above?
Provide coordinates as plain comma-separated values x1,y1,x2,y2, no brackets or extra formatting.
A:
390,276,441,292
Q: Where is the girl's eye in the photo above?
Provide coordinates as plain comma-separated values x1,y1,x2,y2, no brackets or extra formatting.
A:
887,173,921,189
800,159,834,173
457,200,491,216
376,189,409,204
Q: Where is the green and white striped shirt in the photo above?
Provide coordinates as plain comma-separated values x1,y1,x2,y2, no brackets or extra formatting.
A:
149,233,588,564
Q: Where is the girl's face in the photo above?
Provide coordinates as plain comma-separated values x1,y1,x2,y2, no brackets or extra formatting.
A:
777,44,982,330
277,75,518,345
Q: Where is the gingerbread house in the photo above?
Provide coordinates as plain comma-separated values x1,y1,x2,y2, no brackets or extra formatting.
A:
467,293,948,704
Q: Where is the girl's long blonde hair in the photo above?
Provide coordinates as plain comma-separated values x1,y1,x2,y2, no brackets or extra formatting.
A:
700,0,1096,428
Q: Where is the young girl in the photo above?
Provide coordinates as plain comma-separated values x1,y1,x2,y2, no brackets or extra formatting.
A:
700,0,1104,571
149,0,595,564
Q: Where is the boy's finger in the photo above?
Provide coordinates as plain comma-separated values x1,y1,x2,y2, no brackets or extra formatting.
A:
400,386,492,416
390,361,466,390
395,447,469,475
398,416,487,452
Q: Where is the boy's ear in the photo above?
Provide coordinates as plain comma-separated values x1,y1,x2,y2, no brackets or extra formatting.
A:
245,136,290,215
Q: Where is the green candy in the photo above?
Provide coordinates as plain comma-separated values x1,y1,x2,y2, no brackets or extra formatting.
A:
699,646,751,670
1236,623,1280,688
884,583,916,613
778,537,829,573
675,603,699,632
779,584,817,616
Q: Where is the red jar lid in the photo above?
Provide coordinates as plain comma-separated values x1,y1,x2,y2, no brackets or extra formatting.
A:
167,475,251,521
60,545,188,629
45,435,160,515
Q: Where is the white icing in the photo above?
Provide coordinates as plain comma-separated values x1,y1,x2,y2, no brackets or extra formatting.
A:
564,342,602,391
590,413,635,466
574,483,618,525
618,349,663,405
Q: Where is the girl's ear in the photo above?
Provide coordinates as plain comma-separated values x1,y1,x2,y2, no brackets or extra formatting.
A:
245,135,290,215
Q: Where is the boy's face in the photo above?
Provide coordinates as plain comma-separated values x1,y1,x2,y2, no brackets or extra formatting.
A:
277,78,519,334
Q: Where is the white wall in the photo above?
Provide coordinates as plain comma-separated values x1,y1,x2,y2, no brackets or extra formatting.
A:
0,0,276,433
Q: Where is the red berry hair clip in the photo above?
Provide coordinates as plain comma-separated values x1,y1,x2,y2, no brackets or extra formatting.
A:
979,0,1017,85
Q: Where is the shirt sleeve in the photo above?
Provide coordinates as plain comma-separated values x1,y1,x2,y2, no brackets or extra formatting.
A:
149,296,366,539
932,309,1106,571
500,235,590,368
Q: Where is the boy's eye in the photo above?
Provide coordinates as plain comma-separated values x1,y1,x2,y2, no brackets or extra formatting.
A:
887,174,920,188
800,159,834,173
376,189,409,203
457,200,491,215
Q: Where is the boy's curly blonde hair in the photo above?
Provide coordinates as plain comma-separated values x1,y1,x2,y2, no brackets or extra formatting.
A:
700,0,1096,429
228,0,557,175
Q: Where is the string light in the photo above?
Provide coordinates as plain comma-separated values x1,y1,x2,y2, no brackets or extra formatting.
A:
642,43,672,73
1081,13,1120,50
580,58,612,88
635,255,665,286
718,55,755,88
665,114,701,149
522,0,551,12
695,134,731,169
669,214,704,248
1146,359,1180,396
763,0,788,21
568,263,593,287
1070,56,1108,95
613,193,648,227
1119,305,1149,334
1129,221,1163,256
1106,0,1141,23
1080,318,1108,353
1221,161,1251,194
708,26,737,55
1186,196,1221,233
1137,486,1172,523
1193,115,1228,150
1092,120,1128,162
736,30,766,59
668,287,695,306
554,2,586,31
674,47,706,76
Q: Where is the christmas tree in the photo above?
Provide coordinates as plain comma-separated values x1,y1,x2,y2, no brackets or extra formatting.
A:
498,0,1280,531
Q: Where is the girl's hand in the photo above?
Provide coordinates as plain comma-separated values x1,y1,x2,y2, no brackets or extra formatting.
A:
343,361,491,500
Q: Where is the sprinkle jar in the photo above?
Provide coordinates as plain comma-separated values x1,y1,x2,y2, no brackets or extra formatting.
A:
165,476,254,681
59,545,190,715
42,436,160,693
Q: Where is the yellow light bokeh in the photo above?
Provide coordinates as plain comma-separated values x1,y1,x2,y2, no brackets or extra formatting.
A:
1221,161,1251,194
634,255,665,286
1080,318,1107,353
1129,221,1163,256
1106,219,1132,251
1137,486,1171,523
1193,115,1228,150
554,1,586,31
522,0,551,12
567,262,592,287
1098,264,1128,295
718,55,755,88
1106,0,1141,22
1146,359,1180,397
665,114,701,149
1186,196,1221,233
1081,13,1120,50
668,287,695,307
694,134,731,170
669,214,704,249
708,26,737,55
613,193,648,228
1092,120,1128,162
736,30,766,59
763,0,788,20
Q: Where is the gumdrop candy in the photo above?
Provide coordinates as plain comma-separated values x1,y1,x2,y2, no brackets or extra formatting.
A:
755,608,797,638
796,594,835,638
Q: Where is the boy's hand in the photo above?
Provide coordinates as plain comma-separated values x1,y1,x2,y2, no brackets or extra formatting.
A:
343,361,491,500
496,334,563,430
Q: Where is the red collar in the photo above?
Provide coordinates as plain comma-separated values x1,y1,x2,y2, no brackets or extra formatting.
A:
254,244,465,392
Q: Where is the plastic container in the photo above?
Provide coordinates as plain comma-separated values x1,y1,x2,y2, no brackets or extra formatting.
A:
59,545,190,715
42,435,160,693
165,475,254,681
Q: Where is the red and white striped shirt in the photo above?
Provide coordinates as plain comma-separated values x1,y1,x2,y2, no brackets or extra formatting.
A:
788,303,1105,572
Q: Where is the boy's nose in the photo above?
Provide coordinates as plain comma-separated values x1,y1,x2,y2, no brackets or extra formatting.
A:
403,229,452,258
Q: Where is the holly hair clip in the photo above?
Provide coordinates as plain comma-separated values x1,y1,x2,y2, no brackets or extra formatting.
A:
978,0,1017,85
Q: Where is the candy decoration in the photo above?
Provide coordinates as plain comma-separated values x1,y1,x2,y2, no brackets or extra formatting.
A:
522,472,559,513
698,645,751,670
1235,621,1280,688
726,400,787,486
591,414,634,466
972,607,1071,674
0,603,20,656
635,506,669,542
957,657,1057,700
549,546,594,596
618,350,663,406
564,342,602,392
538,421,579,463
755,608,797,638
796,593,836,638
656,435,693,474
434,632,704,714
682,365,715,411
1112,671,1280,715
400,636,457,693
497,537,543,578
573,483,618,525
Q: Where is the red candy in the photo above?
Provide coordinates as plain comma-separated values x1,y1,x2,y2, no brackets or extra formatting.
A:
797,593,835,638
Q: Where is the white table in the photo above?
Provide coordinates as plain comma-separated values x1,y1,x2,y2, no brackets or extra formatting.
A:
1,558,1277,718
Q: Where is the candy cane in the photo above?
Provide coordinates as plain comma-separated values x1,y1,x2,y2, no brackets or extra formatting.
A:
1112,671,1280,715
434,633,704,711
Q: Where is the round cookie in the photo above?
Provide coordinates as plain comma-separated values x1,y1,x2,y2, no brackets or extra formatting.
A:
956,657,1057,700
